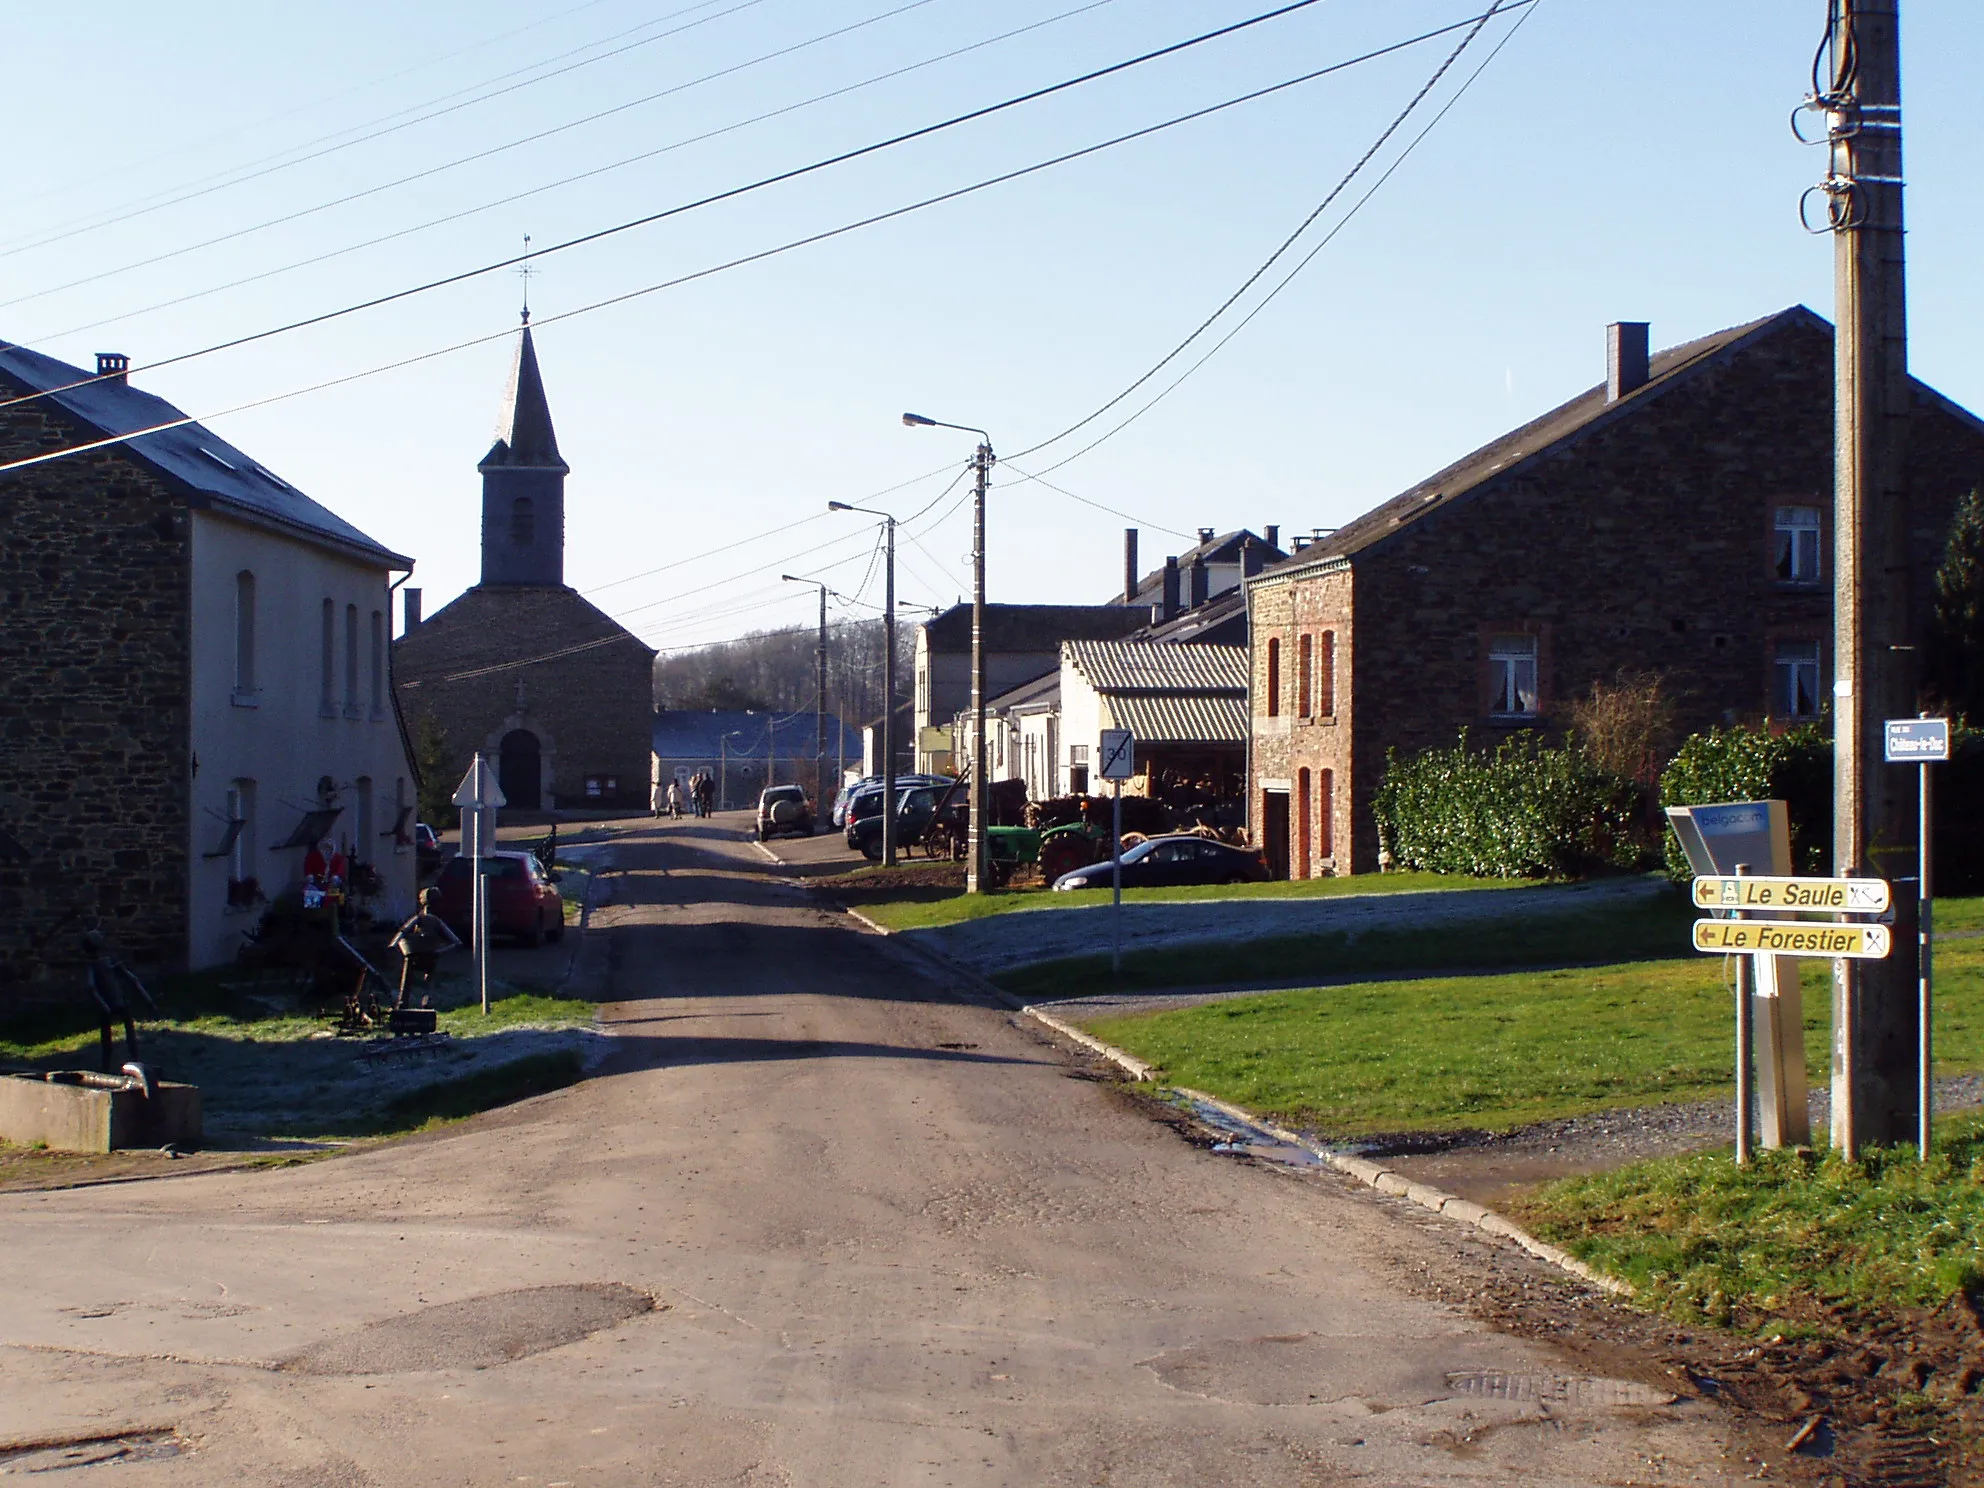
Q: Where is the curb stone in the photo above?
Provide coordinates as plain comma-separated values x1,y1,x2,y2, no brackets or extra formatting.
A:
1020,1014,1633,1302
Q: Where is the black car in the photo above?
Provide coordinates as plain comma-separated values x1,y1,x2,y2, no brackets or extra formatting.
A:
847,785,951,861
841,775,953,843
1051,834,1269,891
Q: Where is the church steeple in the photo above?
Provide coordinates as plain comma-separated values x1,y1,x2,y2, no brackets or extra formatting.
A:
478,323,569,587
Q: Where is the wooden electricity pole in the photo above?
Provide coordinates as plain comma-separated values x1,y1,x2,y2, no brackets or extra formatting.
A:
1821,0,1919,1155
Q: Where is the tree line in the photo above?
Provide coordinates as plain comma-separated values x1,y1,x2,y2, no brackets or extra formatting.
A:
651,616,915,724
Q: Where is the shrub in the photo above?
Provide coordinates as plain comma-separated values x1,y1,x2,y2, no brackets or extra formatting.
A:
1565,670,1678,786
1656,723,1832,880
1373,731,1644,879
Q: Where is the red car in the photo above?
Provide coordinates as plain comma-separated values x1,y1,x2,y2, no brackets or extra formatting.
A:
434,850,565,947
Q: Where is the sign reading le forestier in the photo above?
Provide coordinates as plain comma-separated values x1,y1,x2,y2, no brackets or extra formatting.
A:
1692,918,1891,959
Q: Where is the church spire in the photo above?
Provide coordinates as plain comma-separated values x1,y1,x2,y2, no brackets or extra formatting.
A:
482,323,567,472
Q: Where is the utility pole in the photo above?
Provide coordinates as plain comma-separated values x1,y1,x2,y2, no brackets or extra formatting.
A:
1811,0,1919,1155
967,438,992,894
815,582,827,807
883,514,898,867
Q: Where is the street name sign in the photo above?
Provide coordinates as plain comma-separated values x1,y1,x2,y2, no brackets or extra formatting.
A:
1692,918,1891,959
1884,717,1951,763
1691,874,1890,913
1098,729,1135,781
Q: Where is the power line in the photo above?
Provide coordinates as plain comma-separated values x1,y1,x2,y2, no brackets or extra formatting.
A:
10,0,630,220
1,0,1355,416
995,461,1196,538
1012,0,1526,464
1022,0,1541,480
2,0,943,314
0,0,770,262
35,0,1122,344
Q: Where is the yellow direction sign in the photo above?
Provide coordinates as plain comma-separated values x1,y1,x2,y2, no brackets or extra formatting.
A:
1691,874,1889,913
1693,918,1891,959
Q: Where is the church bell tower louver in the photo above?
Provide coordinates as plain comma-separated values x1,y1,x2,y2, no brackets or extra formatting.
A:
478,319,569,587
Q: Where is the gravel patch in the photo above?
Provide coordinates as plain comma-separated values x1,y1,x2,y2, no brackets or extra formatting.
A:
911,875,1664,977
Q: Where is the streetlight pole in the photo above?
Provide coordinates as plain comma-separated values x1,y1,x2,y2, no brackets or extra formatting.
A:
829,501,901,867
718,730,744,812
783,576,833,811
904,413,994,894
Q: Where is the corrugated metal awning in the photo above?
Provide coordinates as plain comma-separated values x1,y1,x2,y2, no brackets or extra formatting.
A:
1106,692,1248,745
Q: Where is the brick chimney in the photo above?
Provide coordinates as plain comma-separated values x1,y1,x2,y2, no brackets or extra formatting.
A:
1263,524,1279,551
1160,556,1180,621
1606,322,1649,402
403,587,423,634
1188,555,1209,609
1123,528,1139,604
95,352,129,385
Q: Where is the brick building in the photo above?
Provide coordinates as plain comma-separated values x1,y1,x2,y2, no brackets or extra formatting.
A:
1247,308,1984,878
395,323,655,810
0,342,419,988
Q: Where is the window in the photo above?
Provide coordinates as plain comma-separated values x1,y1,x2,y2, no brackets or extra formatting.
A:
344,604,360,716
1297,634,1313,718
1488,634,1539,717
1317,631,1336,718
1296,767,1312,879
510,496,535,545
1069,743,1089,796
1318,768,1334,861
1775,640,1823,718
1265,637,1281,718
319,599,336,716
232,570,257,702
370,609,385,718
1775,506,1823,582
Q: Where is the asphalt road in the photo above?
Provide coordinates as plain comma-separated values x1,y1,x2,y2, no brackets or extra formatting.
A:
0,817,1776,1486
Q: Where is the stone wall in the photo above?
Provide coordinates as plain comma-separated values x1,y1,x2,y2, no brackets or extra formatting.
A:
395,585,656,810
0,400,192,998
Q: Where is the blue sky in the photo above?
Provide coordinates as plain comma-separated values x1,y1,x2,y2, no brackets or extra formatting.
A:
8,2,1981,650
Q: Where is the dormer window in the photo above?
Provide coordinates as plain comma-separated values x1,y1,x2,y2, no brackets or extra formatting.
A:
510,496,535,545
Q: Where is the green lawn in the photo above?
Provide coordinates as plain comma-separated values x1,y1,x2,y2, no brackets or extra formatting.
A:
1001,890,1698,1002
1076,900,1984,1137
850,868,1526,932
1508,1109,1984,1329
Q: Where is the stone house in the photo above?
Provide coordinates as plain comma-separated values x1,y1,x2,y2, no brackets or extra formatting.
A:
0,342,420,987
1247,307,1984,878
395,323,655,811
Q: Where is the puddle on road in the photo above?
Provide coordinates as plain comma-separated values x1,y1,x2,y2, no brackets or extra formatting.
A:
0,1429,185,1472
279,1282,656,1376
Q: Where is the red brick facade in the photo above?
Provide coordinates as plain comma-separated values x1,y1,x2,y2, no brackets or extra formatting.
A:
1248,309,1984,875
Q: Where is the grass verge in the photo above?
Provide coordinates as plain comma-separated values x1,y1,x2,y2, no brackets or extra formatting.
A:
832,868,1527,932
1506,1111,1984,1329
1073,903,1983,1136
1002,891,1696,1002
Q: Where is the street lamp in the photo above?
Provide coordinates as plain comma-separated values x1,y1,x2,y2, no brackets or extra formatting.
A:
903,413,994,894
782,574,835,813
717,729,746,812
827,500,901,867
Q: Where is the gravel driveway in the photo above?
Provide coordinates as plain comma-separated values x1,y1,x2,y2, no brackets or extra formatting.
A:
908,875,1667,978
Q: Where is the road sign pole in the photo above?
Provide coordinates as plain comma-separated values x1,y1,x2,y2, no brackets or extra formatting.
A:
1111,780,1123,979
1919,744,1934,1158
1734,863,1754,1167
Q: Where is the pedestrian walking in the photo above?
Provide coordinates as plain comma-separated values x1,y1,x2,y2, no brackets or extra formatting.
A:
698,774,715,817
389,888,461,1007
651,778,665,820
666,779,684,820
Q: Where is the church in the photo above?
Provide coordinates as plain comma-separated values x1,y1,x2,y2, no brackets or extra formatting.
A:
394,321,655,811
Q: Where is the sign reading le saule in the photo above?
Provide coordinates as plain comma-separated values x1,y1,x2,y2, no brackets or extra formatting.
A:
1690,874,1890,912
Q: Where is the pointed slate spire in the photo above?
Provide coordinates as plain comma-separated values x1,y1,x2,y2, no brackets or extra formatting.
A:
480,322,567,472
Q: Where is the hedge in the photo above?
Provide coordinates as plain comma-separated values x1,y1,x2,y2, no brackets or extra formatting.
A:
1373,731,1644,880
1656,723,1832,880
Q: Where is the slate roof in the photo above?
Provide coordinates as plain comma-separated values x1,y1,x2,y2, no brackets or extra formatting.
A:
397,584,654,688
920,603,1147,653
0,340,409,567
1262,306,1839,580
479,324,567,472
1063,640,1248,694
652,709,859,761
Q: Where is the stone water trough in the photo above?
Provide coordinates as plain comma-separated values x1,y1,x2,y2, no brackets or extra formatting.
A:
0,1069,201,1153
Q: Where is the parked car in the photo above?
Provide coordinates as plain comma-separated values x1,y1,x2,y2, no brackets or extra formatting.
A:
848,785,952,861
433,850,566,946
841,774,953,841
1050,834,1269,891
414,822,442,877
756,784,815,840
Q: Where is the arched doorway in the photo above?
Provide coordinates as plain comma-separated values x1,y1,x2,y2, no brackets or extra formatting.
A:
499,729,542,809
